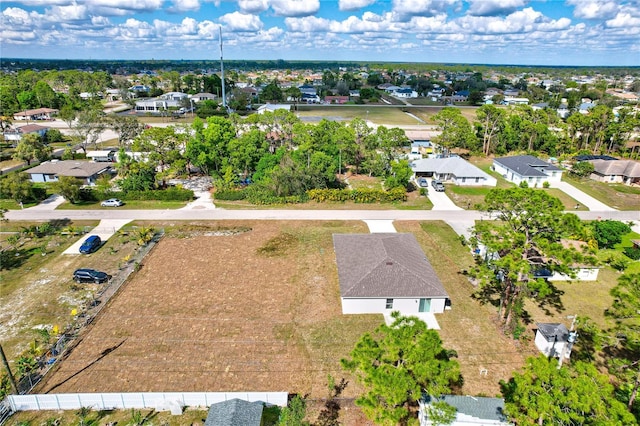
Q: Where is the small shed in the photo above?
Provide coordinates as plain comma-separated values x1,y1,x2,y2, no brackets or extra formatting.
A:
534,322,572,359
204,398,263,426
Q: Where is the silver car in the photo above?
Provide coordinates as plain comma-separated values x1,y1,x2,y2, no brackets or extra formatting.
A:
101,198,124,207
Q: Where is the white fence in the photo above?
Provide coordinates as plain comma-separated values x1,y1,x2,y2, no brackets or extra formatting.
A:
6,392,288,412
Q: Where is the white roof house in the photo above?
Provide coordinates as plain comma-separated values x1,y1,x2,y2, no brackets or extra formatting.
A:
257,104,291,114
493,155,563,186
411,157,497,186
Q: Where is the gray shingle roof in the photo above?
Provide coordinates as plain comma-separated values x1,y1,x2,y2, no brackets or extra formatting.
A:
425,395,508,422
494,155,561,178
332,233,448,299
26,160,112,178
204,399,263,426
536,322,569,342
590,159,640,178
411,157,493,179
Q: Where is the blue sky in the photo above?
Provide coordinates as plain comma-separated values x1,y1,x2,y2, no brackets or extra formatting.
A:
1,0,639,66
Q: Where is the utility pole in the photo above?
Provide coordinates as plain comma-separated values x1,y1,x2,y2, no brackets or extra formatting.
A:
558,315,578,369
219,26,226,111
0,344,18,394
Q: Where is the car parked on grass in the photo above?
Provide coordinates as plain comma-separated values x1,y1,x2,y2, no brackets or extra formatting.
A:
101,198,124,207
431,180,445,192
73,268,110,283
417,178,428,187
79,235,102,254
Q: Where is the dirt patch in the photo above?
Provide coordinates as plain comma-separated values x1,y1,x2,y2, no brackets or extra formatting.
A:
36,221,377,399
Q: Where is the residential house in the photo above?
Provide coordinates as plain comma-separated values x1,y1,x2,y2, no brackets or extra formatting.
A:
587,159,640,185
134,92,188,113
86,149,117,162
25,160,113,186
394,88,419,98
298,84,317,95
204,399,263,426
257,103,291,114
579,101,596,114
190,93,217,102
13,108,58,121
493,155,563,186
504,97,529,106
3,124,49,146
534,322,574,359
332,233,449,317
420,395,511,426
533,239,600,282
129,85,150,93
412,157,497,186
324,95,349,104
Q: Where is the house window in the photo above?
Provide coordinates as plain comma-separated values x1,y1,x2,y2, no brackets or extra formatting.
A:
461,177,466,183
475,177,480,183
385,298,393,309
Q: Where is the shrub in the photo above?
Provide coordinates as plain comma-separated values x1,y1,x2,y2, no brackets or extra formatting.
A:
623,246,640,260
120,187,194,202
593,220,632,249
214,189,247,201
542,181,550,188
307,187,406,203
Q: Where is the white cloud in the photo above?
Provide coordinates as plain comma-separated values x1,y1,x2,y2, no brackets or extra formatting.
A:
284,16,330,31
566,0,619,20
339,0,377,12
168,0,201,12
237,0,269,14
606,12,640,27
466,0,527,16
271,0,320,17
87,0,163,11
220,11,264,31
392,0,459,20
454,7,571,34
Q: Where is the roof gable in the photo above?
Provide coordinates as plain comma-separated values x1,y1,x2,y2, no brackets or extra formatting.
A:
536,322,569,342
25,160,111,178
204,399,263,426
333,233,448,299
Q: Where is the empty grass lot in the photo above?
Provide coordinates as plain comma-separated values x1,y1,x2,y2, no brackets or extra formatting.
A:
295,105,423,125
563,175,640,211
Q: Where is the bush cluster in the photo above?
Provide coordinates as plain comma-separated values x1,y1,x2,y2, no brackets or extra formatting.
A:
90,187,194,202
308,187,407,203
214,189,247,201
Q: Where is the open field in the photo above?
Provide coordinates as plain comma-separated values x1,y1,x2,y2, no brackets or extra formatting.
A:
295,105,423,125
35,221,383,400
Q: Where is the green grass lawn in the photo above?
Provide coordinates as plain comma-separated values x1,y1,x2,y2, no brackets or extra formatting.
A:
57,199,189,210
563,175,640,211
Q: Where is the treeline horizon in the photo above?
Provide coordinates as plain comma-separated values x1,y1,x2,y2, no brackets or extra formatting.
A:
1,58,638,76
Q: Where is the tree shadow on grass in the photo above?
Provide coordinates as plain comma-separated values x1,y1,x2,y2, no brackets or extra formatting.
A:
0,248,34,270
534,282,565,316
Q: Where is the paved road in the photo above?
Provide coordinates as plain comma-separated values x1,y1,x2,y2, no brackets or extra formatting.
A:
5,207,638,222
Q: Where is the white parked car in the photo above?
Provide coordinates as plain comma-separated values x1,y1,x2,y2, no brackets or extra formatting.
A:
101,198,124,207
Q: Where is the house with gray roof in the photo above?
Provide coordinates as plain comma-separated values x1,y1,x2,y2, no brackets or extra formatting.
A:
588,159,640,185
332,233,449,316
420,395,511,425
25,160,113,186
493,155,563,186
412,157,497,186
204,398,263,426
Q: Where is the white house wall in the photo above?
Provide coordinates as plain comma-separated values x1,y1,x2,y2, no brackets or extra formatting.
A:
534,333,568,358
341,297,445,315
549,268,599,281
452,176,497,186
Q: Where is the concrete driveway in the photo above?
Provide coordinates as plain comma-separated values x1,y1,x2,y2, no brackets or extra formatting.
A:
62,219,132,255
425,179,462,211
550,181,616,211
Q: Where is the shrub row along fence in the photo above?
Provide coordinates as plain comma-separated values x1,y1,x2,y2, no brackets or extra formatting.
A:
215,187,407,204
10,230,166,397
5,391,288,412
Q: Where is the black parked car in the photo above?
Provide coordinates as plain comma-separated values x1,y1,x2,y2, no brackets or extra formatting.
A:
79,235,101,254
73,268,110,283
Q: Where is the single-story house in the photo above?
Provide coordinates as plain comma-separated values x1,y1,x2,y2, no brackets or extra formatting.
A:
324,96,349,104
332,233,449,315
135,92,188,113
190,92,217,102
298,84,317,95
257,103,291,114
86,149,117,162
493,155,563,186
3,124,50,145
204,399,263,426
25,160,113,186
420,395,511,426
13,108,58,121
533,239,600,282
504,97,529,105
394,88,419,98
588,159,640,185
412,157,497,186
534,322,574,359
